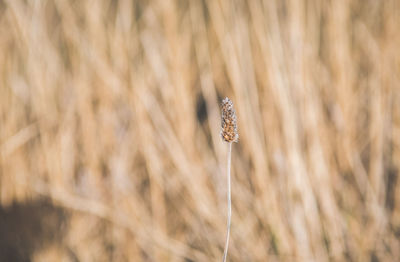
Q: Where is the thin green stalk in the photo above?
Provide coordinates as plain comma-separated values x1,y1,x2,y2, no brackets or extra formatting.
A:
222,142,232,262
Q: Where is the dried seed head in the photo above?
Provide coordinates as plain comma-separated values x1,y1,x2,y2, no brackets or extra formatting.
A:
221,97,238,143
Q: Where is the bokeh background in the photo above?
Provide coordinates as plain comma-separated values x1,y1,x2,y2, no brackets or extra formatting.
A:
1,0,400,261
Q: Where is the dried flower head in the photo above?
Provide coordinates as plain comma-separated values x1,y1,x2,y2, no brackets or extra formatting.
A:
221,97,238,143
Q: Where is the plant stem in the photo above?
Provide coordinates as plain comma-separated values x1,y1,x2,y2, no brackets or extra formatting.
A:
222,142,232,262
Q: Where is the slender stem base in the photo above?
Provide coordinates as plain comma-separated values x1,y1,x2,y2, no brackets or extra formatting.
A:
222,142,232,262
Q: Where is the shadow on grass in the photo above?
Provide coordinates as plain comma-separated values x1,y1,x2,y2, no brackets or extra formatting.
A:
0,199,67,262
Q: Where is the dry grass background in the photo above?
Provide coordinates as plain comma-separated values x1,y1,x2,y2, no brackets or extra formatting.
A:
0,0,400,261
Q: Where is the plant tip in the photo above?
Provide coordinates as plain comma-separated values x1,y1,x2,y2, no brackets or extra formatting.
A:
221,97,238,143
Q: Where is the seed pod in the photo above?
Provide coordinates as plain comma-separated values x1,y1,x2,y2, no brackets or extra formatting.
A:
221,97,238,143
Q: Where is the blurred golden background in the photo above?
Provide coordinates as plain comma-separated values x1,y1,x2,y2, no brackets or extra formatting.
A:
1,0,400,261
